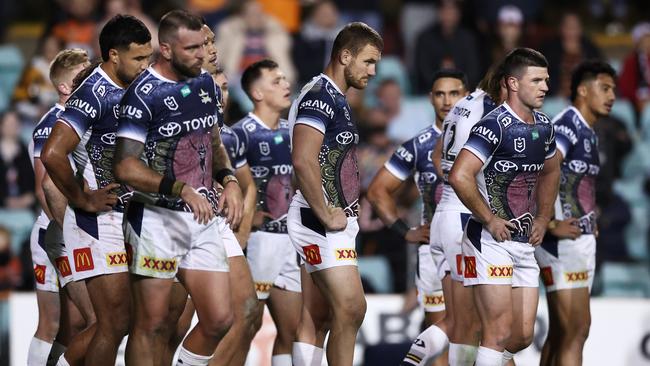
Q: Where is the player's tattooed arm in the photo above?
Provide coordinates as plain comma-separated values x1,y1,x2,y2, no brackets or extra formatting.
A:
211,126,234,171
42,122,117,212
449,149,515,242
530,152,561,245
114,138,165,193
211,126,243,228
233,165,257,247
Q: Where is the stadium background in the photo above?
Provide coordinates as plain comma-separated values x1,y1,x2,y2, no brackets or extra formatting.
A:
0,0,649,365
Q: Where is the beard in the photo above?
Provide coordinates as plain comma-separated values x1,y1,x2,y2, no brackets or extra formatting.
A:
116,66,138,85
171,54,202,79
344,65,367,90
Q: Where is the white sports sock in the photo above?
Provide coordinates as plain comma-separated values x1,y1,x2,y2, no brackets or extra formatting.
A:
292,342,324,366
475,346,503,366
401,325,449,365
272,354,293,366
27,337,52,366
55,354,71,366
448,342,478,366
47,341,67,366
501,349,515,365
176,346,212,366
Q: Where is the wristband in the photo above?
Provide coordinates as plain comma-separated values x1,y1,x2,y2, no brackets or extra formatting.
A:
547,219,558,230
159,176,174,195
222,174,239,186
171,180,186,197
215,168,235,185
389,219,409,238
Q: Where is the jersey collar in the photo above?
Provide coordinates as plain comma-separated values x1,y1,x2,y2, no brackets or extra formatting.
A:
147,66,177,83
96,65,123,89
319,73,344,95
503,101,536,124
248,112,274,130
567,106,593,131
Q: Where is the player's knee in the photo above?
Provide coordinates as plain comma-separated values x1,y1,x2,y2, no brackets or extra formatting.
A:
568,315,591,344
508,332,533,352
336,296,366,328
199,309,234,340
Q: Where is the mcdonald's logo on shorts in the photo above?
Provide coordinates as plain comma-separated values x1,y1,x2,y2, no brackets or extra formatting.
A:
55,257,72,277
464,256,477,278
106,252,128,267
335,248,357,260
303,244,322,265
541,267,554,286
34,264,46,284
74,248,94,272
488,265,513,278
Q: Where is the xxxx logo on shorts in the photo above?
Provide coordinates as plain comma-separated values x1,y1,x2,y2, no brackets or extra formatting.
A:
106,252,128,267
255,282,272,293
74,248,95,272
34,264,46,284
424,294,444,305
464,256,477,278
335,248,357,260
303,244,322,265
541,267,554,286
564,271,588,282
488,265,513,278
141,257,177,272
55,256,72,277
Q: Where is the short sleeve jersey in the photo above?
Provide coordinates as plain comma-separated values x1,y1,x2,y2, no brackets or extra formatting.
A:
231,113,293,233
116,67,224,212
553,106,600,234
288,74,360,217
30,104,65,226
219,125,240,164
384,125,442,224
58,66,130,210
438,89,497,212
463,102,556,242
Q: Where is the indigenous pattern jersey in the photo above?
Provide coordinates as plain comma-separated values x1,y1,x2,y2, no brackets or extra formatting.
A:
220,125,240,164
553,107,599,234
289,73,360,217
117,67,224,213
58,66,130,211
231,113,293,233
384,125,442,224
30,104,65,226
463,102,556,242
439,89,497,212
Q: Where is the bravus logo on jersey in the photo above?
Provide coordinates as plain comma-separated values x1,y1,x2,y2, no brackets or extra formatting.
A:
300,99,335,119
471,125,498,145
67,97,97,118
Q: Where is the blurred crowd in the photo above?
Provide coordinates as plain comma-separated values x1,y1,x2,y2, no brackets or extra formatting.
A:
1,0,650,298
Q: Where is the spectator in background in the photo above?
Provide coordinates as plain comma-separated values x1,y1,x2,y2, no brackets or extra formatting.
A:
334,0,382,34
542,12,602,97
0,225,22,366
413,0,480,93
215,0,295,85
49,0,99,57
488,5,524,71
293,1,342,86
0,110,34,210
96,0,159,53
619,22,650,114
12,35,63,123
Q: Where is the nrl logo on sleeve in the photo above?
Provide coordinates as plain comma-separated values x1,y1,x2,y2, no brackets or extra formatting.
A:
164,96,179,111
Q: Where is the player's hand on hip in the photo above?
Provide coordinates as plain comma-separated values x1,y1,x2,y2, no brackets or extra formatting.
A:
486,215,516,242
218,181,243,229
324,206,347,232
181,185,214,225
550,218,581,240
405,224,429,244
530,217,551,246
80,183,120,212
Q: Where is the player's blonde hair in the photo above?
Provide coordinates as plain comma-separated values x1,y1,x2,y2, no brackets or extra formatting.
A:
49,48,89,87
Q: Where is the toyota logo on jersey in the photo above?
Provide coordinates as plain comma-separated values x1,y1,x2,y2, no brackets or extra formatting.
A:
159,122,182,137
494,160,517,173
336,131,354,145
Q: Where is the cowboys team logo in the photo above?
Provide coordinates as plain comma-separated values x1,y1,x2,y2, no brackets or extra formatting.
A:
199,89,212,104
514,137,526,153
259,141,270,156
584,138,591,153
164,96,179,111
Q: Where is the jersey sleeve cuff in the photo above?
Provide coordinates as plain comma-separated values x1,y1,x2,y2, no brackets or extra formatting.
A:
384,161,409,181
116,130,146,144
234,160,247,169
57,118,85,140
545,149,557,160
462,145,488,163
294,117,325,134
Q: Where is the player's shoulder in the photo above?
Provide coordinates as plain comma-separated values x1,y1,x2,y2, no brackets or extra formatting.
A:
231,113,256,135
413,125,440,147
533,109,552,125
128,68,170,100
300,74,341,104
